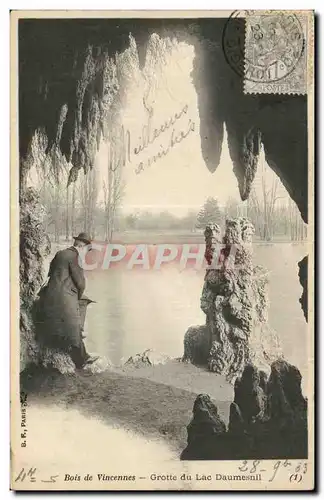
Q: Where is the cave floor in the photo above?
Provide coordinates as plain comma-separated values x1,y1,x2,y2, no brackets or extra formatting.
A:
20,360,234,454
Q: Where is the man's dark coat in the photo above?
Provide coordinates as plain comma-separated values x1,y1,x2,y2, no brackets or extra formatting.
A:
37,246,85,348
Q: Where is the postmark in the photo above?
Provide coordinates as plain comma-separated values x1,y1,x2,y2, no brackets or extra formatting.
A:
222,10,307,94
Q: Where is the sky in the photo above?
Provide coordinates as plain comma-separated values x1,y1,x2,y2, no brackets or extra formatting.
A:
96,39,254,216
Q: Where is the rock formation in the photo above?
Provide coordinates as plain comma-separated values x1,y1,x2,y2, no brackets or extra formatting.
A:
20,188,51,371
124,349,170,368
183,325,211,367
180,394,228,460
183,218,282,383
181,360,308,460
298,255,308,321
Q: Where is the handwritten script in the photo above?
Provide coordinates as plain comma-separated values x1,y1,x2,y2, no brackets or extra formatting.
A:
238,460,308,483
15,467,59,484
112,103,195,174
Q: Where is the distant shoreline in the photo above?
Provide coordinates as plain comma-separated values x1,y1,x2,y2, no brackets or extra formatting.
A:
48,231,308,247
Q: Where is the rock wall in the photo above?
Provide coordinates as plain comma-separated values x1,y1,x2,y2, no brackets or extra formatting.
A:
19,188,51,371
183,218,282,383
298,256,308,321
181,360,308,460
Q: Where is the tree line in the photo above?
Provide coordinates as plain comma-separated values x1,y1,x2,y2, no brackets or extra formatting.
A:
29,131,306,243
37,180,306,243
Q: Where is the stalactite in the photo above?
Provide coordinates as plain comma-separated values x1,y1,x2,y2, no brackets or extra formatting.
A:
19,19,308,223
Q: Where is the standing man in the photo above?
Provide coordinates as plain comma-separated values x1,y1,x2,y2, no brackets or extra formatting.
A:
36,232,99,368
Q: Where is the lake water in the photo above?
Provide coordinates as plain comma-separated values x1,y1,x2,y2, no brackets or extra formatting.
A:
47,240,310,390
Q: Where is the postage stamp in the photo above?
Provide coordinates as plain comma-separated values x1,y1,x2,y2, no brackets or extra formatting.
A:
223,10,310,94
10,10,314,492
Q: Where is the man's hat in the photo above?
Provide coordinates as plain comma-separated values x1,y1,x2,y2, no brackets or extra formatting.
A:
73,232,92,245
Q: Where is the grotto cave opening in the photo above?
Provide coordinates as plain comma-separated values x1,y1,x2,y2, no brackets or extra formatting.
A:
18,18,309,373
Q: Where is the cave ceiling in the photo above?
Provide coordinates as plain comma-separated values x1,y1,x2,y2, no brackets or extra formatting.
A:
19,18,308,222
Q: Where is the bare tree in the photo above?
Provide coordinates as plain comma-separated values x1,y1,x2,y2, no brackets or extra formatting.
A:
71,181,76,237
288,197,307,241
248,159,283,241
78,169,98,238
102,137,125,242
224,197,248,219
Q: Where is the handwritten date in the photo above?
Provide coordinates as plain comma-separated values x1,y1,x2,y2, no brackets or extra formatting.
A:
238,460,308,483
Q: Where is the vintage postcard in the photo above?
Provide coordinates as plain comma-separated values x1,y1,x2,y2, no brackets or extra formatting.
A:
10,10,315,491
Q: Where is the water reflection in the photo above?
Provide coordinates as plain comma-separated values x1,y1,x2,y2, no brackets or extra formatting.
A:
85,269,127,364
